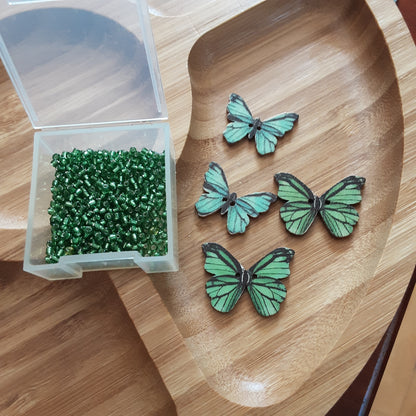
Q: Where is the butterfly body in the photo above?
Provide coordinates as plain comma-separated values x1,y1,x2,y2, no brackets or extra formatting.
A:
203,242,294,317
234,268,253,288
241,269,251,287
312,195,322,211
274,172,366,237
224,93,299,155
246,118,262,139
195,162,277,234
220,192,237,215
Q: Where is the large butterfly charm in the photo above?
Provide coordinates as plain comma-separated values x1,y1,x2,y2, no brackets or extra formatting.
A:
223,93,299,155
202,243,295,317
195,162,277,234
274,173,366,237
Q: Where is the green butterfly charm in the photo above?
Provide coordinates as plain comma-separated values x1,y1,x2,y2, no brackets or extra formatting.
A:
274,173,366,237
224,93,299,155
195,162,277,234
202,243,294,317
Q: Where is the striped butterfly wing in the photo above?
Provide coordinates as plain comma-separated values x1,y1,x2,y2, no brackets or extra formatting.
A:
195,162,230,217
202,243,245,313
247,248,295,317
255,113,299,155
274,172,318,235
224,93,255,144
319,176,366,237
226,192,277,234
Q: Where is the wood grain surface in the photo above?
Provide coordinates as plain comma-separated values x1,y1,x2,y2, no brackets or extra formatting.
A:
371,282,416,416
0,0,415,415
0,262,175,415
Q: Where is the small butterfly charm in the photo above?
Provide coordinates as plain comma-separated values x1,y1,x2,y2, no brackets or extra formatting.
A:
202,243,295,317
195,162,277,234
223,93,299,155
274,173,366,237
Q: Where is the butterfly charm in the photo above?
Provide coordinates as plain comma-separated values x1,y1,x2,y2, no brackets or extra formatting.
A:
223,93,299,155
195,162,277,234
274,173,366,237
202,243,295,317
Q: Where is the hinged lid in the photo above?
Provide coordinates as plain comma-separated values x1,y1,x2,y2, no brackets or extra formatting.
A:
0,0,167,129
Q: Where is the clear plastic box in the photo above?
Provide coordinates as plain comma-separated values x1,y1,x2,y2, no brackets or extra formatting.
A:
0,0,167,128
0,0,178,279
24,124,178,279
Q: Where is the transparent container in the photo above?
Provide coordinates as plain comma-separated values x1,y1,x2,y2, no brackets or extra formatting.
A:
24,124,178,279
0,0,167,128
0,0,178,279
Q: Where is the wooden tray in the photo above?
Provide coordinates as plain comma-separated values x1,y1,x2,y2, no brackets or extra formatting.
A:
1,0,415,414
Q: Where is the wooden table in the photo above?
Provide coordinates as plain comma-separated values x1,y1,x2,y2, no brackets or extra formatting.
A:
1,0,415,414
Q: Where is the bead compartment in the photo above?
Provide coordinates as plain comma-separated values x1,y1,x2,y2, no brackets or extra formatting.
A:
23,124,178,280
46,147,168,262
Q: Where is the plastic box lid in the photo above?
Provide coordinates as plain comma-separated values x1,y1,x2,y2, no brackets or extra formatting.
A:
0,0,167,129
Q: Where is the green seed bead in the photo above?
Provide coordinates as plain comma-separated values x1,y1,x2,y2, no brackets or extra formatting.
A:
84,226,93,235
65,247,74,255
93,222,104,231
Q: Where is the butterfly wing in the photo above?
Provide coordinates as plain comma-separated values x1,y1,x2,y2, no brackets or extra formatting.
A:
195,162,229,216
274,172,318,235
202,243,245,313
226,93,254,123
319,176,366,237
224,122,253,144
247,247,295,317
223,93,255,144
226,192,277,235
255,113,299,155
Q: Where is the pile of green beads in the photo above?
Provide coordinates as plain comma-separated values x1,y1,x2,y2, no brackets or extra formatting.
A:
45,147,168,263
